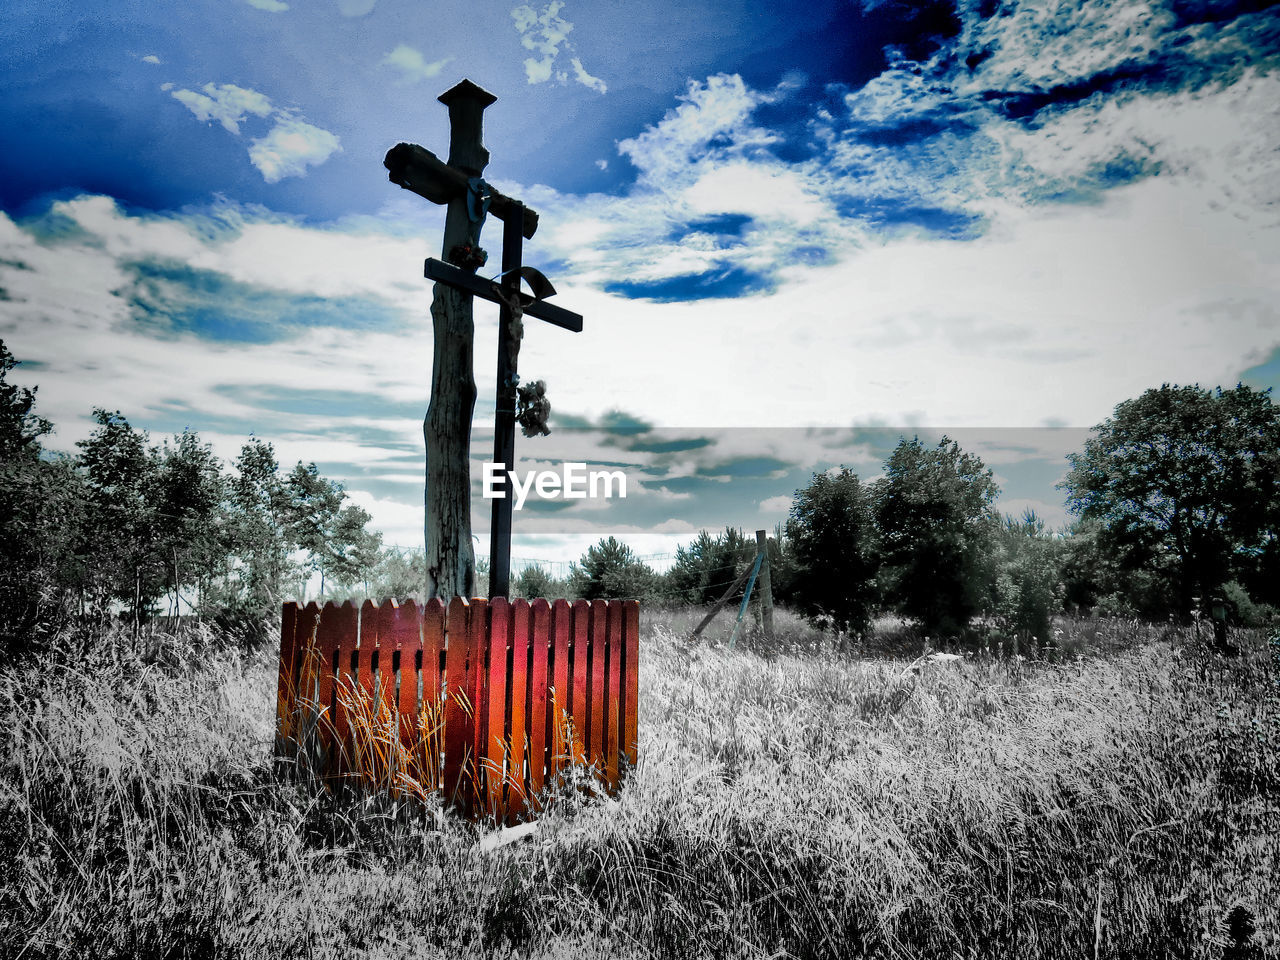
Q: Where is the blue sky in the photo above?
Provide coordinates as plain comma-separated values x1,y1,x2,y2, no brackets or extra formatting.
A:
2,0,1279,564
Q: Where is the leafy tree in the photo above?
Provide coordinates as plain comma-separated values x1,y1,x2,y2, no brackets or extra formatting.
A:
514,564,567,600
0,343,87,651
784,468,880,636
665,527,754,605
327,503,382,596
0,339,51,461
76,409,164,621
152,429,226,616
874,436,1000,637
230,438,293,610
568,537,656,600
990,510,1062,643
285,461,345,595
1059,383,1280,618
371,548,427,602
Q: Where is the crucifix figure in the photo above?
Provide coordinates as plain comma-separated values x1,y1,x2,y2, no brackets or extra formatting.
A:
384,79,583,601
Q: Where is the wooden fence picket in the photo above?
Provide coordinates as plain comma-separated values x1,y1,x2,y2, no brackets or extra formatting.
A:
605,600,623,789
334,601,360,756
442,597,476,810
528,599,551,808
485,597,512,822
570,600,590,767
507,599,530,818
589,599,608,777
276,596,639,821
395,601,423,760
550,599,572,778
623,600,640,768
276,602,298,744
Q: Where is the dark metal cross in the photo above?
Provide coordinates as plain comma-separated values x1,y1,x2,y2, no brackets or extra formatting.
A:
384,79,583,599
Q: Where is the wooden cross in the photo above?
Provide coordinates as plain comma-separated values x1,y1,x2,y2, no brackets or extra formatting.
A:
384,79,583,600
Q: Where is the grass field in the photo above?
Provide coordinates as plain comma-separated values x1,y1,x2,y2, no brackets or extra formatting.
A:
1,608,1276,959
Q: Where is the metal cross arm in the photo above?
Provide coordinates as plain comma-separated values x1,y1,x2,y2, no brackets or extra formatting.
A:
385,142,540,241
424,257,583,332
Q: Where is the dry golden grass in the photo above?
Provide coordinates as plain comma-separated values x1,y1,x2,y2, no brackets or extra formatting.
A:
0,610,1275,959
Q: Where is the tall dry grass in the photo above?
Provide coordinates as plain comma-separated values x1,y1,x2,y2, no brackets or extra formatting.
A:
0,612,1274,959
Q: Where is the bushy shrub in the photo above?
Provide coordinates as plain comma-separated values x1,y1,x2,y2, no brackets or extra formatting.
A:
567,537,657,600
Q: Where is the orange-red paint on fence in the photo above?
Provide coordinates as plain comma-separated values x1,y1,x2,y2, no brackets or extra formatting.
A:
528,599,551,808
275,597,640,822
550,599,572,776
570,600,590,767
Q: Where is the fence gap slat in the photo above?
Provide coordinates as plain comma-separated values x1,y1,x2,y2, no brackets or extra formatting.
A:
623,600,640,768
550,599,572,782
589,599,608,777
507,600,531,821
528,599,551,810
604,600,623,791
485,598,512,823
570,599,591,768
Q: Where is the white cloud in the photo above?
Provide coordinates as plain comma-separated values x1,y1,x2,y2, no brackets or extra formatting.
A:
570,57,606,95
248,115,342,183
510,2,604,93
170,80,342,183
759,495,792,514
141,54,162,65
684,163,824,225
246,0,288,9
170,83,273,135
381,45,453,83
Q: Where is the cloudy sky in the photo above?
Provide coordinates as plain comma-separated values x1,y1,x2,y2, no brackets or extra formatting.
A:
2,0,1278,566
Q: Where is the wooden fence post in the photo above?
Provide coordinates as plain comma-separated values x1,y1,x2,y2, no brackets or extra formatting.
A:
756,529,774,640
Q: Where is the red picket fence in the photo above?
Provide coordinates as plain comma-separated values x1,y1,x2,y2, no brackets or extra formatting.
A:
276,597,640,822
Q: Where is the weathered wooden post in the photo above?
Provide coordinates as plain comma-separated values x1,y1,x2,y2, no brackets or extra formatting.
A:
755,528,774,640
385,79,582,600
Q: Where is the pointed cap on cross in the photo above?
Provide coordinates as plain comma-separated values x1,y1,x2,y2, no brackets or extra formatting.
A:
438,79,497,109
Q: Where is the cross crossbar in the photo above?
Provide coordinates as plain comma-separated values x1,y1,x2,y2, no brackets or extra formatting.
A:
424,258,583,332
386,143,540,240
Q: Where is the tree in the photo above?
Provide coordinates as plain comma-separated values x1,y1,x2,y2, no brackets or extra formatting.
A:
990,510,1061,643
1059,383,1280,618
665,527,754,605
0,342,86,651
568,537,656,600
76,409,164,622
874,436,1000,637
371,548,428,602
152,429,225,616
285,462,345,596
327,504,382,596
785,468,880,636
514,564,566,600
0,339,52,461
229,438,293,610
